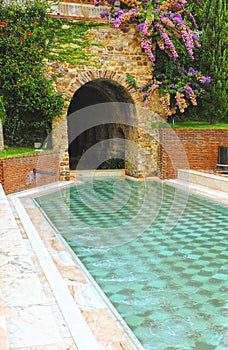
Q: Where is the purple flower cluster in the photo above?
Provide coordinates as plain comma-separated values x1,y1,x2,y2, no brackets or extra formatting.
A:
137,22,145,32
129,9,139,14
200,76,211,83
188,67,198,75
179,23,194,59
185,85,194,95
170,13,183,24
100,10,110,19
113,17,121,27
94,0,208,116
192,33,201,48
141,39,156,62
141,18,152,36
111,9,126,28
138,81,153,91
185,84,197,105
160,32,178,60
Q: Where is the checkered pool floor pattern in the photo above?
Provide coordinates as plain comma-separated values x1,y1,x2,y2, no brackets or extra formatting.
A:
35,179,228,350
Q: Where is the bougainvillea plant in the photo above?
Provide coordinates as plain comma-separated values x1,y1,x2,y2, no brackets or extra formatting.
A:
95,0,211,117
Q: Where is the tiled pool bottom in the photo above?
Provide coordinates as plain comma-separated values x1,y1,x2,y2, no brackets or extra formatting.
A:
35,179,228,350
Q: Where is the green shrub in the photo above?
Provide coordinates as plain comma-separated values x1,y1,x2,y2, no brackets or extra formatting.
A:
0,0,64,145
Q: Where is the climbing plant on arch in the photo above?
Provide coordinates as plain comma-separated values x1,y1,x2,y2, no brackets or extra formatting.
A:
96,0,211,117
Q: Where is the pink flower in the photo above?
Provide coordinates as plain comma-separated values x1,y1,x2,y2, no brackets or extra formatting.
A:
160,32,178,60
185,85,197,106
0,21,6,26
200,76,211,83
160,93,173,116
179,23,194,59
144,99,149,106
141,39,156,62
175,91,188,113
141,18,153,36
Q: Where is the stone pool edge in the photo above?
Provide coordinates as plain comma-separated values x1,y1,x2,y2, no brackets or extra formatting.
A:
9,181,145,350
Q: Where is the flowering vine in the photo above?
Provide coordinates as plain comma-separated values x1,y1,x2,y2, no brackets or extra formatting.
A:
96,0,210,116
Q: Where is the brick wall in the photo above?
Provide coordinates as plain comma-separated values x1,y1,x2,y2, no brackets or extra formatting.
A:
0,152,60,194
159,129,228,179
0,160,3,185
0,120,4,152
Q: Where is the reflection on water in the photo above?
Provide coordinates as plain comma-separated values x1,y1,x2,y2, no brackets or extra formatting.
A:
35,179,228,350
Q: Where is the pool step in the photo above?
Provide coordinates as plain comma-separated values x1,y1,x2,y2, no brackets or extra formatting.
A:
71,169,125,180
165,170,228,205
178,169,228,192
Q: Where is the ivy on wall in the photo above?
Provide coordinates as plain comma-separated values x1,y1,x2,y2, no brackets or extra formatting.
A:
49,19,104,65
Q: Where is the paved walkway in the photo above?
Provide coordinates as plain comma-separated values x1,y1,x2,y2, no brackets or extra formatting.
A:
0,184,77,349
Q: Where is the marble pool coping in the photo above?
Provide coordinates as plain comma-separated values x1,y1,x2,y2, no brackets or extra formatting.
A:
1,180,145,350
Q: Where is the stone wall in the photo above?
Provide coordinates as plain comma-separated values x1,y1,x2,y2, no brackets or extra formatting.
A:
159,129,228,179
0,152,59,194
47,23,163,179
46,24,158,104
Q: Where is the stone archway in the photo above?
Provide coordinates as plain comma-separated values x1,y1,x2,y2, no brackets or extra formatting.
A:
47,20,164,179
67,78,135,171
50,61,161,179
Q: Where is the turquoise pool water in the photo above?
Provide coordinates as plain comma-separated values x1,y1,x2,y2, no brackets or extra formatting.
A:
35,179,228,350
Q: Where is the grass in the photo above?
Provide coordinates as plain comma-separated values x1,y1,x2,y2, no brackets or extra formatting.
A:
0,146,40,158
169,120,228,129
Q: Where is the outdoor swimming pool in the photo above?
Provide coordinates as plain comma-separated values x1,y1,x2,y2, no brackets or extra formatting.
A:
35,178,228,350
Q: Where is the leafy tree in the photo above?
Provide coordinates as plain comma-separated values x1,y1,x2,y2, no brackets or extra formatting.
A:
198,0,227,124
0,0,64,146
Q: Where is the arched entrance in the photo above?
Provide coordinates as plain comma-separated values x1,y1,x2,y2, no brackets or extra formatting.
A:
67,78,134,170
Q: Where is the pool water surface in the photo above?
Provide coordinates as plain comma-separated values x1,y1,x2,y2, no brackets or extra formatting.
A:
35,178,228,350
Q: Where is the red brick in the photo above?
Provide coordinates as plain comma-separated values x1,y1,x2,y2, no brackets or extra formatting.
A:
0,152,60,194
158,129,228,179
